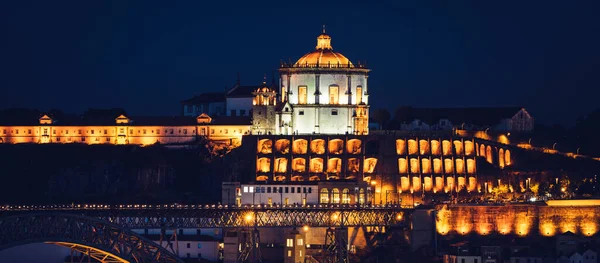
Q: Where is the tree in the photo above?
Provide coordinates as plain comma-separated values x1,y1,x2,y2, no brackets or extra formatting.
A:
370,108,391,130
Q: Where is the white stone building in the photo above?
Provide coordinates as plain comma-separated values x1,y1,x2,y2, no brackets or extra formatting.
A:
252,29,370,135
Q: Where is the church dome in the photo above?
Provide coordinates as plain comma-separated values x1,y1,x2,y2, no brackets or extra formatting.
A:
293,30,354,68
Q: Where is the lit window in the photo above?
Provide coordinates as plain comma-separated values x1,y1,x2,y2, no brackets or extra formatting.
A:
249,186,254,193
243,186,248,193
286,238,293,247
104,129,107,134
91,130,94,135
298,86,307,104
356,86,363,104
288,250,292,257
143,129,147,134
297,239,303,246
300,250,303,257
329,85,339,104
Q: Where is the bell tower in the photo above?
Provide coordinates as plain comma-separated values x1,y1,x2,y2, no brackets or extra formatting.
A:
252,81,277,135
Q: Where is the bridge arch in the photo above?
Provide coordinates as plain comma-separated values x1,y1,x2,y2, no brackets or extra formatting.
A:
0,213,182,263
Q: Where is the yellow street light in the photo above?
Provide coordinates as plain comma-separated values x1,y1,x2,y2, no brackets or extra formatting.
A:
303,225,309,232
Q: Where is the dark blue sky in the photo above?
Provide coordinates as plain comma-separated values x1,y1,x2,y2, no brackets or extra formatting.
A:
1,1,598,126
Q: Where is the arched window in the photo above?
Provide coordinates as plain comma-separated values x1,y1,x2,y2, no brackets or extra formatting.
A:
329,85,339,104
342,188,350,204
320,188,329,204
359,189,365,205
332,188,340,203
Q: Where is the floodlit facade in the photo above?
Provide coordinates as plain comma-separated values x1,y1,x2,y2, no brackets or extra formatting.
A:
0,113,250,146
252,29,370,135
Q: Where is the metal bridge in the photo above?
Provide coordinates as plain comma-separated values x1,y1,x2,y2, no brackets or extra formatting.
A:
0,204,408,263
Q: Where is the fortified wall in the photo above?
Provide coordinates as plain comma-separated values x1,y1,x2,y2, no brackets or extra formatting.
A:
436,202,600,237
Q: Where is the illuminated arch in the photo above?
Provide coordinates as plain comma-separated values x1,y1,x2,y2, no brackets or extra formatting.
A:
433,158,442,174
455,159,465,174
256,175,269,181
410,158,420,174
292,158,306,172
274,158,288,173
400,176,410,191
396,139,406,155
328,139,344,154
257,139,272,154
309,175,321,181
419,139,430,155
342,188,350,204
347,139,362,154
466,158,476,174
453,140,463,155
408,139,418,155
275,139,290,154
320,188,329,204
499,148,505,168
257,157,271,173
0,213,182,263
421,158,432,174
327,158,342,174
480,144,486,157
431,140,441,155
423,176,433,192
486,146,493,164
311,139,325,154
364,158,378,173
331,188,340,203
310,158,324,173
505,149,511,166
442,140,452,156
274,175,286,181
291,175,304,181
293,139,308,154
464,141,474,156
398,158,408,174
358,189,366,204
347,158,360,173
444,158,454,174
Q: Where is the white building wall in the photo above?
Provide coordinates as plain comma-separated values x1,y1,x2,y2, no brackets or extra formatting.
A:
241,184,319,205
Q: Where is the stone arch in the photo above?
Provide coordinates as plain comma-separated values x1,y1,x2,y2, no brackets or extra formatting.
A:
465,141,474,156
0,213,182,263
275,139,290,154
410,158,420,174
342,188,350,204
274,175,286,181
292,139,308,154
291,175,304,181
455,159,465,174
423,176,433,192
453,140,464,155
257,139,272,154
480,144,486,157
442,140,452,156
331,188,340,203
256,175,269,181
421,158,432,174
274,158,288,173
364,158,378,173
396,139,406,155
444,158,454,174
347,139,362,154
327,158,342,174
311,139,325,154
433,158,442,174
292,158,306,172
419,139,430,155
467,158,476,174
400,176,410,191
499,148,505,168
310,158,324,173
486,146,493,164
309,175,321,181
408,139,418,155
398,158,408,174
505,149,511,166
328,139,344,154
347,158,360,173
257,157,271,172
431,140,441,155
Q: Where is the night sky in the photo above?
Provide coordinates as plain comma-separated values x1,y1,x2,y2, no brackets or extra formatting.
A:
1,1,599,126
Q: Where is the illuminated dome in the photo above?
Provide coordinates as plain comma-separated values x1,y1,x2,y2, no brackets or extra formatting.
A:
294,30,354,68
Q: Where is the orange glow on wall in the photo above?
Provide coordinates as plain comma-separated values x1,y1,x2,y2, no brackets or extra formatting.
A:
446,177,455,192
435,176,444,192
424,176,433,192
468,177,477,192
457,177,466,190
431,140,441,155
408,140,418,155
412,177,421,191
479,144,486,157
257,157,271,173
410,158,420,174
444,158,453,174
292,158,306,172
328,139,343,154
347,158,359,173
455,159,464,174
453,140,463,155
396,139,406,155
311,139,325,154
505,150,511,166
275,139,290,154
347,139,361,154
398,158,408,174
275,158,287,173
419,140,430,155
364,158,377,173
442,140,452,156
310,158,323,173
401,176,410,192
464,141,474,156
327,158,342,173
433,158,442,174
467,159,476,174
293,139,308,154
499,148,505,168
497,135,510,144
486,146,493,164
258,139,272,154
421,158,431,174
